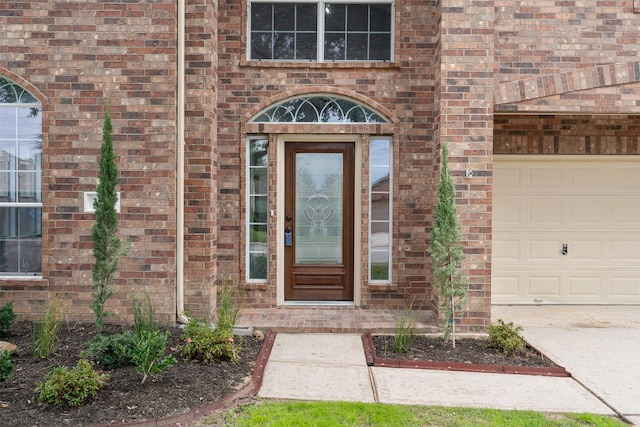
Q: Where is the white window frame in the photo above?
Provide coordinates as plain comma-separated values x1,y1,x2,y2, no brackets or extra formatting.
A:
246,136,270,282
369,136,392,283
0,78,42,276
247,0,395,62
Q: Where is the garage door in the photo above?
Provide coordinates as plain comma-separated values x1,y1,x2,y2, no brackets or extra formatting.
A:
493,156,640,304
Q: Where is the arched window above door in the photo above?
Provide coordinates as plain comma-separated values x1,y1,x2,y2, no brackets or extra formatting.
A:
250,95,390,124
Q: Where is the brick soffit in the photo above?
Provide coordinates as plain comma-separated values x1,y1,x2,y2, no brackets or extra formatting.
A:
494,61,640,106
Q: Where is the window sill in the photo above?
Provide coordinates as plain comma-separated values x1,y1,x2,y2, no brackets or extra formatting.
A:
243,281,269,291
368,282,397,292
239,60,399,70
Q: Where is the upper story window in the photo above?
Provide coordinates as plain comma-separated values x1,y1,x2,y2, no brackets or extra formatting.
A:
0,77,42,275
248,1,393,62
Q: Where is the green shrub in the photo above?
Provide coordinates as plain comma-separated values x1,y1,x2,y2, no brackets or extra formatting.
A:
0,302,16,333
87,329,175,383
487,319,526,356
87,331,137,369
132,291,157,335
393,307,417,353
131,330,176,384
181,318,240,363
0,350,14,382
215,280,240,334
36,359,109,407
31,293,65,358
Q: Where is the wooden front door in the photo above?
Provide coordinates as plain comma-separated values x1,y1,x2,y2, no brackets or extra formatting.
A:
284,142,355,301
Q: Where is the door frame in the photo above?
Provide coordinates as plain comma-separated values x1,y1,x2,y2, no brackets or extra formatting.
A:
276,134,362,306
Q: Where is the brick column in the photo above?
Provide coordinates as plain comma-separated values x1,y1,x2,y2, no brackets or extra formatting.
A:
182,0,219,318
434,0,495,330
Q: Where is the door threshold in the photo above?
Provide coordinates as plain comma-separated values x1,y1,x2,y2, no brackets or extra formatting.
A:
283,301,355,307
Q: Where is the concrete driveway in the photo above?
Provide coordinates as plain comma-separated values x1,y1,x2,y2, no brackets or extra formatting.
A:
493,305,640,426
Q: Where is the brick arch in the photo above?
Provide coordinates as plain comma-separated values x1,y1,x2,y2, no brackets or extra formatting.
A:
242,86,398,125
0,67,47,104
494,61,640,105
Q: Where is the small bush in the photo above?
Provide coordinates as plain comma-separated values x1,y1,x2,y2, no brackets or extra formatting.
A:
131,330,176,384
0,350,14,382
181,318,239,363
132,291,157,335
32,293,66,358
87,331,137,370
36,359,109,407
215,280,240,334
0,302,16,333
393,307,417,353
487,319,526,356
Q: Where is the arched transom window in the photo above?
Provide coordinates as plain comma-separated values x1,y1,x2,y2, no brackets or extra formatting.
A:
250,95,389,123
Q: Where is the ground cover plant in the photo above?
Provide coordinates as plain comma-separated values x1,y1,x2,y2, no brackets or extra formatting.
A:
209,400,627,427
0,321,263,426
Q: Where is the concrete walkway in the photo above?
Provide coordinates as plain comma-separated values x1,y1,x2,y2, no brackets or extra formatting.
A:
258,306,640,425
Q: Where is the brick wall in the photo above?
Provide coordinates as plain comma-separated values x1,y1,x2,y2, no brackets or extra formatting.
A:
495,1,640,114
182,0,219,320
495,115,640,155
0,1,178,323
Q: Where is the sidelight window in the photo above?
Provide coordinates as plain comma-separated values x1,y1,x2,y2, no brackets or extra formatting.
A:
247,137,269,281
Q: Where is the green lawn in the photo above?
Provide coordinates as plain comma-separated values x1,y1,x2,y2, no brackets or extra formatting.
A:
207,401,627,427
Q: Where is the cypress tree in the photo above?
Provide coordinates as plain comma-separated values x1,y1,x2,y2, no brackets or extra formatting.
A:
428,143,468,346
91,109,129,331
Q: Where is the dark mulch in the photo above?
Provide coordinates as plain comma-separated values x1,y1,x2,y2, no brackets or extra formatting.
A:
372,335,559,368
0,321,264,427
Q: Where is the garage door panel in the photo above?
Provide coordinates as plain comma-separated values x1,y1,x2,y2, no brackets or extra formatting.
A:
529,202,562,224
569,277,601,296
610,276,640,297
493,156,640,304
529,240,562,261
529,166,562,188
611,167,640,189
612,240,640,260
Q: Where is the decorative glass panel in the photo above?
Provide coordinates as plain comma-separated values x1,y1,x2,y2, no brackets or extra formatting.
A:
248,138,269,280
0,77,42,275
370,138,392,282
250,95,389,124
295,153,343,264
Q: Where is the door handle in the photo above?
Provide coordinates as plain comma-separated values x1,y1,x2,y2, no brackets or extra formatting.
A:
285,227,293,246
561,243,568,255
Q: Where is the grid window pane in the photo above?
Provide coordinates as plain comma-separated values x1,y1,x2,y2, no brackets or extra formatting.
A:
370,4,391,31
347,34,368,60
250,2,391,62
274,4,296,31
0,207,42,274
370,34,391,60
251,3,273,31
347,5,368,31
325,4,346,31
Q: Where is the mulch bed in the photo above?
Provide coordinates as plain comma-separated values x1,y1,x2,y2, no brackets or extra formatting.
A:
366,333,570,377
0,321,264,427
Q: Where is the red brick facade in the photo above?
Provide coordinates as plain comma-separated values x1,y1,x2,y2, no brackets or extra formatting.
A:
1,0,638,329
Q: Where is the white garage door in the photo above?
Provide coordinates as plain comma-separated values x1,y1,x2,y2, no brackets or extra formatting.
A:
493,156,640,304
